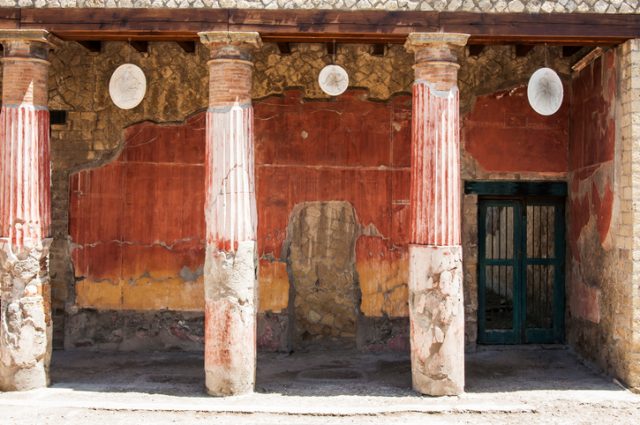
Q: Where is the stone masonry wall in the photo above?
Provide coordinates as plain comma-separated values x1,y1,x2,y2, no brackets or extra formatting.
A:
43,39,575,350
619,39,640,392
1,0,638,13
600,39,640,391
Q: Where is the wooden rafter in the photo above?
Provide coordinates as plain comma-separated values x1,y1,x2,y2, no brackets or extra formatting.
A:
176,41,196,53
77,40,102,52
276,42,291,54
515,44,534,57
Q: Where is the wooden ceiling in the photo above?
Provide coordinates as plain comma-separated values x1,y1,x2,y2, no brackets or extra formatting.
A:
0,8,639,46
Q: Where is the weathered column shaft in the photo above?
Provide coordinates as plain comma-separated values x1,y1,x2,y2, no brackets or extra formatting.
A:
199,32,261,396
405,32,469,396
0,30,55,391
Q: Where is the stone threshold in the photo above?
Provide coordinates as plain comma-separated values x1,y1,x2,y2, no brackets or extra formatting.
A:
0,389,533,415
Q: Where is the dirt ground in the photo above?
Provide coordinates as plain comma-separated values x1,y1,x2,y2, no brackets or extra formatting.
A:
2,346,639,424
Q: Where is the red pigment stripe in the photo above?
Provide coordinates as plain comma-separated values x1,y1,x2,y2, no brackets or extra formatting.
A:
409,83,461,246
0,105,51,247
205,106,257,252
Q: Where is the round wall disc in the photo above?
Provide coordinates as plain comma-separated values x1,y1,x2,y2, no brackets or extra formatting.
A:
527,67,564,116
318,65,349,96
109,64,147,110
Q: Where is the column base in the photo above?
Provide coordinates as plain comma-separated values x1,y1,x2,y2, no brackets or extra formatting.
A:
0,362,48,391
0,239,52,391
204,241,257,396
409,244,464,396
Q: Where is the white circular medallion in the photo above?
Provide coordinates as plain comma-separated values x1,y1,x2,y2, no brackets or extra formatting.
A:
527,67,564,116
109,64,147,110
318,65,349,96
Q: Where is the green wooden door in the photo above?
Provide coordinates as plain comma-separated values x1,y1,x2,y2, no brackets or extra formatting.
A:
478,197,565,344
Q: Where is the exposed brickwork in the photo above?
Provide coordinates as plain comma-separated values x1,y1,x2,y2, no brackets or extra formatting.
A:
1,0,638,13
616,39,640,391
208,61,254,106
2,60,49,107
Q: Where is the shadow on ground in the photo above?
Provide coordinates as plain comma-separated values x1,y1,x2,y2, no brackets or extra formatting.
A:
48,345,626,398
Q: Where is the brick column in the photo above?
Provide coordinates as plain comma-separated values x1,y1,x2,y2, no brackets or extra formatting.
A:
0,30,56,391
404,32,469,396
198,31,261,396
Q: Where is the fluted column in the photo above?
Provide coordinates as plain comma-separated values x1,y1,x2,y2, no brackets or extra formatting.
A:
199,31,261,396
0,30,56,391
405,32,469,396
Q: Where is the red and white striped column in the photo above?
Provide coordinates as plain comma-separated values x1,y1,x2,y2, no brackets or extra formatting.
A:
405,32,469,396
198,31,261,396
0,30,56,391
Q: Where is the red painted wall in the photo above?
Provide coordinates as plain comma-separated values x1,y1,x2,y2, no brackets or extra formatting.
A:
255,90,412,316
69,114,206,311
464,85,569,175
569,51,616,252
70,86,574,319
69,90,413,317
567,50,617,324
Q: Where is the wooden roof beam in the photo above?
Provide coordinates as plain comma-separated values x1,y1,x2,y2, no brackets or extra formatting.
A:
1,9,638,46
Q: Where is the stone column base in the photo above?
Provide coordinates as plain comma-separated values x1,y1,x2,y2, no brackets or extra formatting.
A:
204,241,257,396
408,244,464,396
0,239,52,391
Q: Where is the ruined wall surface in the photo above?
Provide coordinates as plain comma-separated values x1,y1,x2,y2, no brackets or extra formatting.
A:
566,48,621,377
47,39,574,350
48,41,209,348
567,42,640,390
2,0,638,13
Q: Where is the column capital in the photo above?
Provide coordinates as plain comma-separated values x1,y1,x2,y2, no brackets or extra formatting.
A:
198,31,262,61
405,32,469,90
198,31,262,48
404,33,469,53
0,29,59,61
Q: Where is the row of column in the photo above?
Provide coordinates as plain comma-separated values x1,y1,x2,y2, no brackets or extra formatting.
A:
0,29,469,396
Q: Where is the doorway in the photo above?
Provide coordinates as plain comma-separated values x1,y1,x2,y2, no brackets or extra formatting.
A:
471,182,566,344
